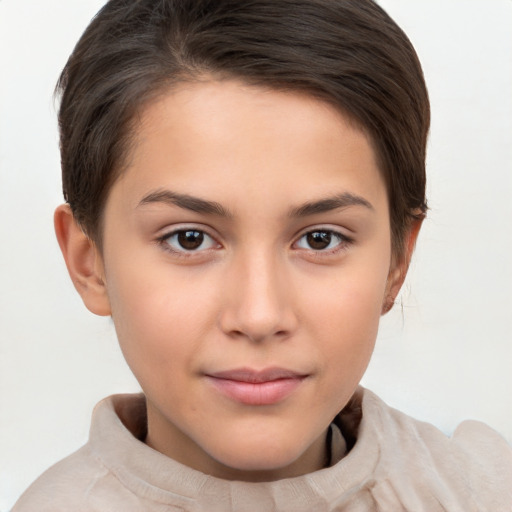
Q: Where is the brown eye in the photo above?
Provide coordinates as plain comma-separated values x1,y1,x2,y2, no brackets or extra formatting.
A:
295,229,347,252
306,231,332,250
162,229,217,253
177,230,204,250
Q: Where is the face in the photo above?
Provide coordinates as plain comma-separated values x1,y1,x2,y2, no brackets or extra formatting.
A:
96,80,401,480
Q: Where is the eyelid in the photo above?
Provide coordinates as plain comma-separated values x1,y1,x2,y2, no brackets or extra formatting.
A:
156,224,222,255
292,225,353,254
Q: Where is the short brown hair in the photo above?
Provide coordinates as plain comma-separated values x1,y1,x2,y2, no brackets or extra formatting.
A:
56,0,429,257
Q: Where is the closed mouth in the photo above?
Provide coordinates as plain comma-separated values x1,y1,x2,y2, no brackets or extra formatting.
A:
205,367,308,405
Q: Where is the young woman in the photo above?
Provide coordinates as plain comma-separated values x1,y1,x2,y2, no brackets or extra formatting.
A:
9,1,512,510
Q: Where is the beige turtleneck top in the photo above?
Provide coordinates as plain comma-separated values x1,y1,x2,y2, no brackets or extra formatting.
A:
12,388,512,511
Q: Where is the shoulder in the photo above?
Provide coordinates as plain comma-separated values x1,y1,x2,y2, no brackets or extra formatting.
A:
447,418,512,497
11,394,147,512
375,392,512,474
11,442,145,512
11,444,113,512
356,388,512,509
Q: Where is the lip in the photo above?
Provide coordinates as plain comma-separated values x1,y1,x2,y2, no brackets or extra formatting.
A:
205,367,307,406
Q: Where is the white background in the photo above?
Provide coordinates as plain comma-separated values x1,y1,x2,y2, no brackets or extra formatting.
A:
1,0,511,509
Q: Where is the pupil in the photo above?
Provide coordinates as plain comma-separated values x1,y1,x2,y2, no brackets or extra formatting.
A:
178,230,204,250
307,231,331,250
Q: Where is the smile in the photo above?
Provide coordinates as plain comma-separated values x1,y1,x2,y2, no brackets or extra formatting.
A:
205,367,308,406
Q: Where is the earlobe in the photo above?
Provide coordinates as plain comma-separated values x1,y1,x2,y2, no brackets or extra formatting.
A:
382,218,423,315
54,204,111,316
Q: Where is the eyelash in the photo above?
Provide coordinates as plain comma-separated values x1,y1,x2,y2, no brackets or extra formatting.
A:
156,227,219,257
293,228,353,255
156,226,353,258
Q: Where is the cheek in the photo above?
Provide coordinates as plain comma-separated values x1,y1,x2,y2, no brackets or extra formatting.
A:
303,257,390,378
104,256,219,383
318,288,381,368
307,256,389,330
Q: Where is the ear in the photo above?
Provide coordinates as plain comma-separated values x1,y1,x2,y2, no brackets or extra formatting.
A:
54,204,111,316
382,218,423,315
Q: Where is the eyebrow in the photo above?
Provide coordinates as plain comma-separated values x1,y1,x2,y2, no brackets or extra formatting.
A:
289,192,374,217
138,189,232,217
137,189,373,218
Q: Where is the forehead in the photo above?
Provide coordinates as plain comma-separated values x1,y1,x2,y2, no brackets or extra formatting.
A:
108,80,388,218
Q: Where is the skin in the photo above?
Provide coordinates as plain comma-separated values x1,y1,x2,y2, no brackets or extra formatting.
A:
55,80,419,482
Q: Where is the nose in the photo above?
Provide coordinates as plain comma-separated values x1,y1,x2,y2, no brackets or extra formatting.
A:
218,249,298,343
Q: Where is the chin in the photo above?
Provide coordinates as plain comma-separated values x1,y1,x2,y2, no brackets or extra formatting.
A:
204,436,316,481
